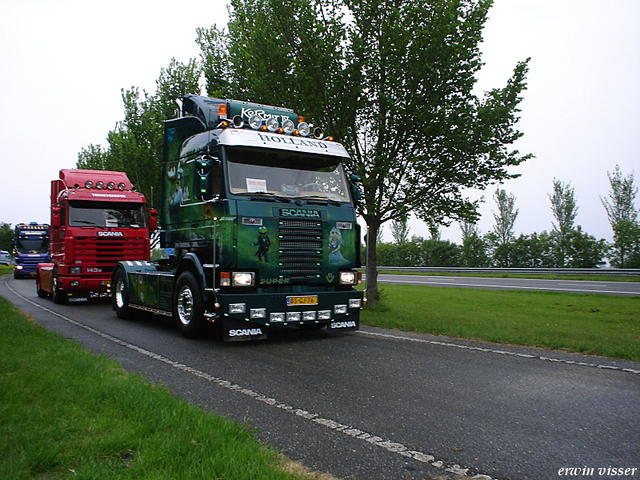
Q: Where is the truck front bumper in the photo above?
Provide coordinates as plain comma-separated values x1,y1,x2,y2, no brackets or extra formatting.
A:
57,276,111,300
217,290,363,341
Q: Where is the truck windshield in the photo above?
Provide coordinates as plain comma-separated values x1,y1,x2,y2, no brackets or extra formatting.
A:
226,147,352,203
15,235,48,253
68,201,147,229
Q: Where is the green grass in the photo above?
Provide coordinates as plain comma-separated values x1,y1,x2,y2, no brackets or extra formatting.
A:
0,295,317,480
377,269,640,282
362,284,640,361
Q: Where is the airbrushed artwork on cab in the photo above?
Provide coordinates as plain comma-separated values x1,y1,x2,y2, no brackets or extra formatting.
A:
237,217,357,284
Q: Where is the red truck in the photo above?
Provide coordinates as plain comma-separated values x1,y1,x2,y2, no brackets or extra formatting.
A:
37,169,156,303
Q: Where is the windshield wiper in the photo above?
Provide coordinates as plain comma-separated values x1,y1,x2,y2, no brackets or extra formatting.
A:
302,196,343,206
72,220,104,228
237,192,293,203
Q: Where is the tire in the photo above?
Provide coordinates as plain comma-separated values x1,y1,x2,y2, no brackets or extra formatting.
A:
112,268,134,319
51,268,65,304
174,270,204,339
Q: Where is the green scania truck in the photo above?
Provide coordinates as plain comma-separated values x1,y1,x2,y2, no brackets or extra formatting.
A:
111,95,364,341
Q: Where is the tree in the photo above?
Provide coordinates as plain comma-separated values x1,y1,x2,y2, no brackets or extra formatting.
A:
0,222,13,252
601,165,640,268
548,178,578,267
197,0,532,305
77,58,201,210
390,215,410,244
459,221,489,267
487,188,518,266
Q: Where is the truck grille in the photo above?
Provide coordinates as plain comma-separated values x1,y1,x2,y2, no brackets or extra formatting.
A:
278,219,323,279
75,236,147,271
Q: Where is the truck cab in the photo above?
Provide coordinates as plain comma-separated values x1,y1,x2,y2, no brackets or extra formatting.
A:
37,169,153,303
13,223,50,279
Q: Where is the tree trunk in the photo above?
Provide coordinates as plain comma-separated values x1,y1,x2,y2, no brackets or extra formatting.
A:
365,220,381,306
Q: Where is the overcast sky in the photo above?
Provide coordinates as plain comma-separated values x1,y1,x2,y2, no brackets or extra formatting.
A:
1,0,638,245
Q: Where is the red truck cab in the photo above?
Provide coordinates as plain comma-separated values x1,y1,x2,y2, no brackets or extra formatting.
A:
37,169,155,303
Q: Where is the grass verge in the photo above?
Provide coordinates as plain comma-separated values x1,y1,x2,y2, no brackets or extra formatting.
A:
0,295,319,480
362,284,640,361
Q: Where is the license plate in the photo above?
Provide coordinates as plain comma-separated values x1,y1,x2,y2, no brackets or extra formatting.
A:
286,295,318,306
101,280,110,286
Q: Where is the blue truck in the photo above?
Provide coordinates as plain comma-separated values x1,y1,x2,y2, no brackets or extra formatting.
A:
13,223,50,279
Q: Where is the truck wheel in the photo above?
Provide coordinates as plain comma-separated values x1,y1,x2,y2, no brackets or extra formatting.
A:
112,268,134,320
52,268,65,304
174,271,204,339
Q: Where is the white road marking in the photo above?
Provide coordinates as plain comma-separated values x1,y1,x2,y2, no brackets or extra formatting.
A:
357,330,640,375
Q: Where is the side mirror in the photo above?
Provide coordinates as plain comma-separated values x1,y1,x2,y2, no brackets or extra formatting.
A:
349,174,362,205
196,155,220,201
52,206,61,229
148,208,158,232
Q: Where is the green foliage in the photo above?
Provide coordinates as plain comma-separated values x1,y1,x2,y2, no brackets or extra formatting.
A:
76,58,201,210
0,222,13,252
601,165,640,268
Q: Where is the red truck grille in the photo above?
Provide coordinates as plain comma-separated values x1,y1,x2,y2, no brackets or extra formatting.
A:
74,236,147,270
278,219,323,279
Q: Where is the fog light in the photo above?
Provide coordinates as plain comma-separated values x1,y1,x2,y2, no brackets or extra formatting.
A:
270,312,285,323
349,298,362,309
318,310,332,320
229,303,246,314
286,312,301,322
334,304,347,315
250,308,266,319
339,271,357,285
303,311,316,321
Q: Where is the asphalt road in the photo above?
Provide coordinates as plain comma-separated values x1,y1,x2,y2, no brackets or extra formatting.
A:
377,274,640,296
3,276,640,480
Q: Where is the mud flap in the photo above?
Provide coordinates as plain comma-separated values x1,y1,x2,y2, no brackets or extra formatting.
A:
223,317,268,342
327,318,359,332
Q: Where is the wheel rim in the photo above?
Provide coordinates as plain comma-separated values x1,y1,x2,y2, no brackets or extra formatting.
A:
115,277,126,309
177,286,194,326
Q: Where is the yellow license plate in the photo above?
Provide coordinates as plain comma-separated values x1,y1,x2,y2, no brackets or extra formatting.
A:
101,280,110,286
287,295,318,306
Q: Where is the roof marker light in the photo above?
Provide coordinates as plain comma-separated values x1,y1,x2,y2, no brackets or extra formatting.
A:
298,122,310,137
248,114,263,130
266,117,279,132
232,115,244,128
85,181,93,189
96,181,104,189
118,182,126,190
282,119,295,135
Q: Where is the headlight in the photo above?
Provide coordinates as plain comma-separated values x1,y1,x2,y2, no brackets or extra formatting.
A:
232,272,255,287
339,271,357,285
69,266,82,274
334,304,347,315
15,265,24,270
349,298,362,309
318,310,332,320
250,308,266,319
286,312,301,322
